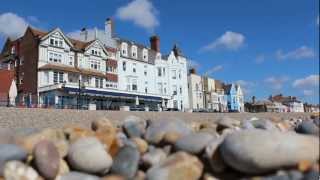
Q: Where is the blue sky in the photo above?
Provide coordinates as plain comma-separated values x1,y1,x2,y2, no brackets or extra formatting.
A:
0,0,319,103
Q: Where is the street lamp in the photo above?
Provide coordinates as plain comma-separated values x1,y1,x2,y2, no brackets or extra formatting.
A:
77,79,86,109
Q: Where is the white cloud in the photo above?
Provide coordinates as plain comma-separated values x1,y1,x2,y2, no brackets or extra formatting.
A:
187,59,201,70
303,90,314,96
0,12,29,39
264,76,289,90
201,31,245,52
115,0,159,32
235,80,255,95
276,46,315,60
255,54,265,64
205,65,223,75
292,74,319,89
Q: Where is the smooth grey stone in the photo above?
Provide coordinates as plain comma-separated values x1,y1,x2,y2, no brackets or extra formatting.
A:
34,140,60,179
68,137,113,174
303,170,319,180
0,144,28,176
241,120,255,130
58,172,100,180
144,119,192,144
142,148,167,167
111,145,140,178
175,132,214,154
220,129,319,174
295,121,319,135
123,115,145,138
216,116,240,131
287,170,303,180
251,119,278,131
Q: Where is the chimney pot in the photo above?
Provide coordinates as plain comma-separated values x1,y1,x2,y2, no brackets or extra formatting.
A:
150,35,160,52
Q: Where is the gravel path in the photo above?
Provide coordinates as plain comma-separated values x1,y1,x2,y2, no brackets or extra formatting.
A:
0,107,312,130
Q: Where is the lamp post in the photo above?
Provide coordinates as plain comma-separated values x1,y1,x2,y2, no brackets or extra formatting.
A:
77,79,85,109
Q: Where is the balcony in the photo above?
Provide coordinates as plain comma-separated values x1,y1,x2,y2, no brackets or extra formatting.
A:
106,73,118,82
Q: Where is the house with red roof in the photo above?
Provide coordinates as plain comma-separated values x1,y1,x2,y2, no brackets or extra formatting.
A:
0,70,17,106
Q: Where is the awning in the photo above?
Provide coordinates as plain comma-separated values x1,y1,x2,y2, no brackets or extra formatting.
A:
62,87,162,102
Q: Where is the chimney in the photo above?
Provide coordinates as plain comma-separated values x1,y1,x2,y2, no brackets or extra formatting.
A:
252,96,256,104
189,68,196,74
80,28,88,41
150,35,160,52
105,18,114,39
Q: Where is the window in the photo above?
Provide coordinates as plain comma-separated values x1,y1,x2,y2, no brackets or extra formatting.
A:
69,56,73,66
20,57,24,65
157,67,162,77
133,63,136,73
11,46,16,54
123,61,126,71
172,70,177,79
91,50,94,55
131,46,137,58
157,83,163,94
95,77,103,88
144,71,147,76
132,79,137,91
173,85,177,95
50,39,54,45
145,87,148,93
59,40,63,47
121,43,128,56
180,87,182,94
164,87,167,94
49,52,62,63
163,68,166,76
90,60,101,70
54,72,64,84
143,49,148,60
179,71,181,79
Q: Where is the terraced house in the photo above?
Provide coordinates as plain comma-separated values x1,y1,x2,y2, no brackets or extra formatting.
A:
0,18,189,111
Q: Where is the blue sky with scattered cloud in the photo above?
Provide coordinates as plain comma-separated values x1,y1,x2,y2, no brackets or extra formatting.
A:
0,0,319,103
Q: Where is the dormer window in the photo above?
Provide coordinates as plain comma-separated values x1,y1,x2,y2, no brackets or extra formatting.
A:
131,46,137,58
143,49,148,61
121,43,128,56
11,46,16,55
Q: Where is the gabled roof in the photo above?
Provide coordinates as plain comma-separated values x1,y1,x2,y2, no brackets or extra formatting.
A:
29,27,48,38
0,70,15,94
223,84,232,94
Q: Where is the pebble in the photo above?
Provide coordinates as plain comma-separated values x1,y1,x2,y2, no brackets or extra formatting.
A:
111,145,140,179
33,140,60,179
146,152,203,180
3,160,42,180
56,171,100,180
0,144,28,176
57,159,70,176
131,137,148,154
250,119,278,131
142,148,167,167
123,115,146,138
174,132,214,154
295,121,319,135
68,137,113,174
144,119,192,144
91,118,114,132
220,129,320,174
205,136,227,173
216,116,240,132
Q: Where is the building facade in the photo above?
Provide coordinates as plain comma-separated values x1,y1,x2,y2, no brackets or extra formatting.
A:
0,19,190,111
188,70,205,111
203,77,228,112
224,83,244,112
